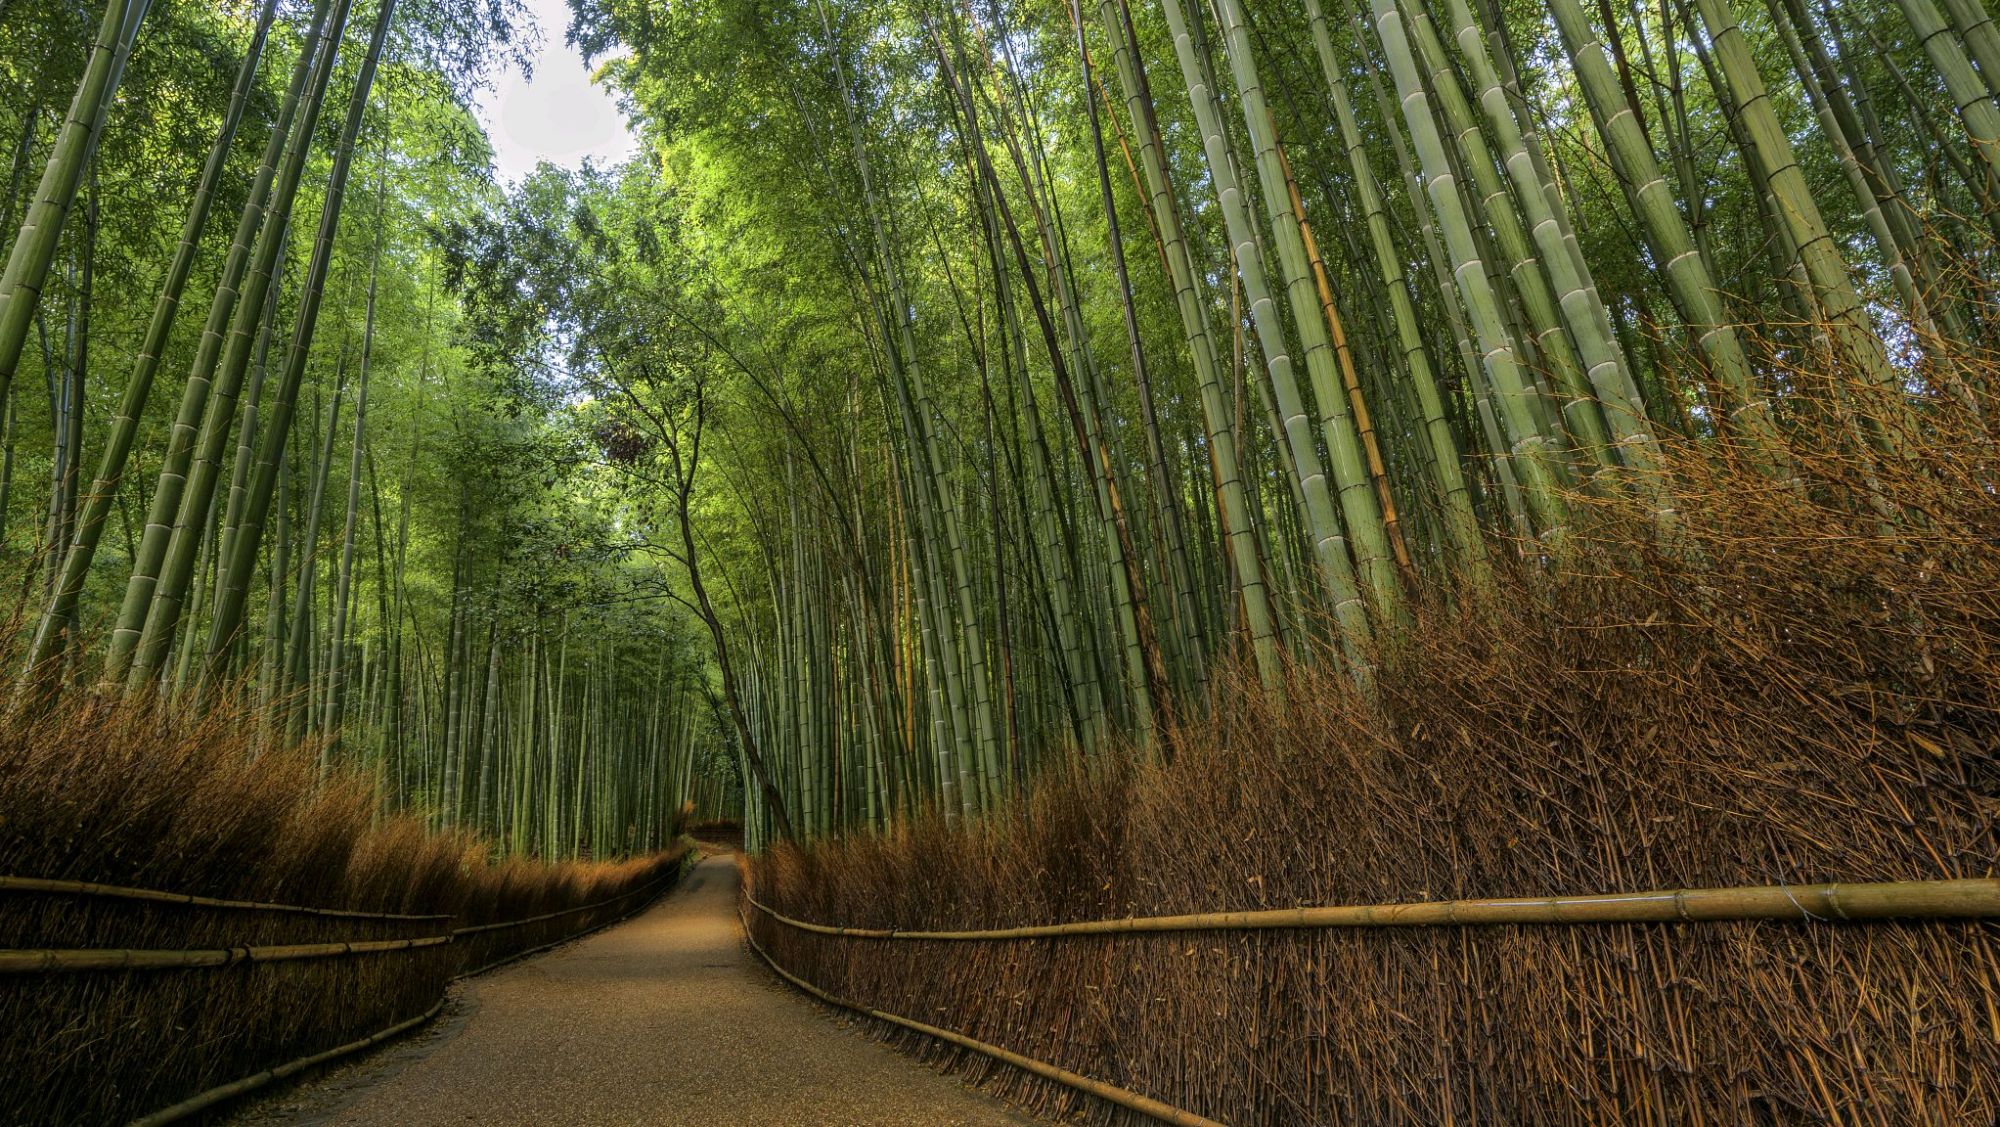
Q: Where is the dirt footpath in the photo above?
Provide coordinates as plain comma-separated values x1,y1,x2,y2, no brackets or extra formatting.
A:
258,853,1040,1126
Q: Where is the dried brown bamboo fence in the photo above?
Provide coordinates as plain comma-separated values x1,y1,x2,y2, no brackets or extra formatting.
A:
0,842,697,1125
739,911,1226,1127
125,998,448,1127
744,874,2000,1126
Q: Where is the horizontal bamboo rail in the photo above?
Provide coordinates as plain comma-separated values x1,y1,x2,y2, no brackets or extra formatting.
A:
741,912,1223,1127
0,874,451,922
746,877,2000,940
126,998,447,1127
0,934,452,974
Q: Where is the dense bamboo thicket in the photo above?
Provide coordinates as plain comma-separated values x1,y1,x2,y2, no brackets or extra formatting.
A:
525,0,2000,852
749,398,2000,1121
0,5,718,1119
2,0,1999,1117
5,0,1995,852
0,0,734,856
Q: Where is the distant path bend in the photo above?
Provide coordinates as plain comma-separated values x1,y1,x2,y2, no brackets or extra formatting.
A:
288,853,1039,1127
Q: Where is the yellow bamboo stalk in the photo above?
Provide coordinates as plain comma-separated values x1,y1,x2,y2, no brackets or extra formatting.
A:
0,934,452,974
0,874,451,922
128,998,447,1127
746,877,2000,940
741,915,1223,1127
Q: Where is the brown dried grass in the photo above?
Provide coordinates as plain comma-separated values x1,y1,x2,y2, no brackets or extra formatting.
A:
751,353,2000,1123
0,692,690,1125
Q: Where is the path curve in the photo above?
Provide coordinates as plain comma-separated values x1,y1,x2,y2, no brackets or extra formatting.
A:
270,853,1039,1126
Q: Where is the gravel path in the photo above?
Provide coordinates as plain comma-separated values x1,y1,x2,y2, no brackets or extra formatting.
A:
266,853,1040,1126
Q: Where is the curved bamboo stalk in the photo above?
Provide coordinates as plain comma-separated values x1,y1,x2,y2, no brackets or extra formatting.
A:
746,877,2000,939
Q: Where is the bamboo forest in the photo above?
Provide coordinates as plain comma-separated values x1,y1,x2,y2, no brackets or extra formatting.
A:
0,0,1996,1121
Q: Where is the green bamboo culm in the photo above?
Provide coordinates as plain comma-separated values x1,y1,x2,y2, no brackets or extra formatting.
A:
202,0,401,691
0,0,147,411
1544,0,1792,475
1399,0,1619,476
1303,0,1487,582
20,0,278,692
1157,0,1376,668
1368,0,1570,538
135,0,363,687
1072,0,1211,703
102,0,343,689
1687,0,1911,450
1431,0,1660,480
1210,0,1403,631
1095,0,1283,682
1897,0,2000,187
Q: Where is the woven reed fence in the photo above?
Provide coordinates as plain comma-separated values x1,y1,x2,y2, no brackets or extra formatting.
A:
0,842,695,1125
745,857,2000,1125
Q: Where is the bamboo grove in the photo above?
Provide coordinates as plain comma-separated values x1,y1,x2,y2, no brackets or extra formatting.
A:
0,0,719,859
5,0,2000,856
530,0,2000,848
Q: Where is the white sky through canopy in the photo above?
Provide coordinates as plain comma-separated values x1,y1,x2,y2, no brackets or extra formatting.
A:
473,0,641,182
